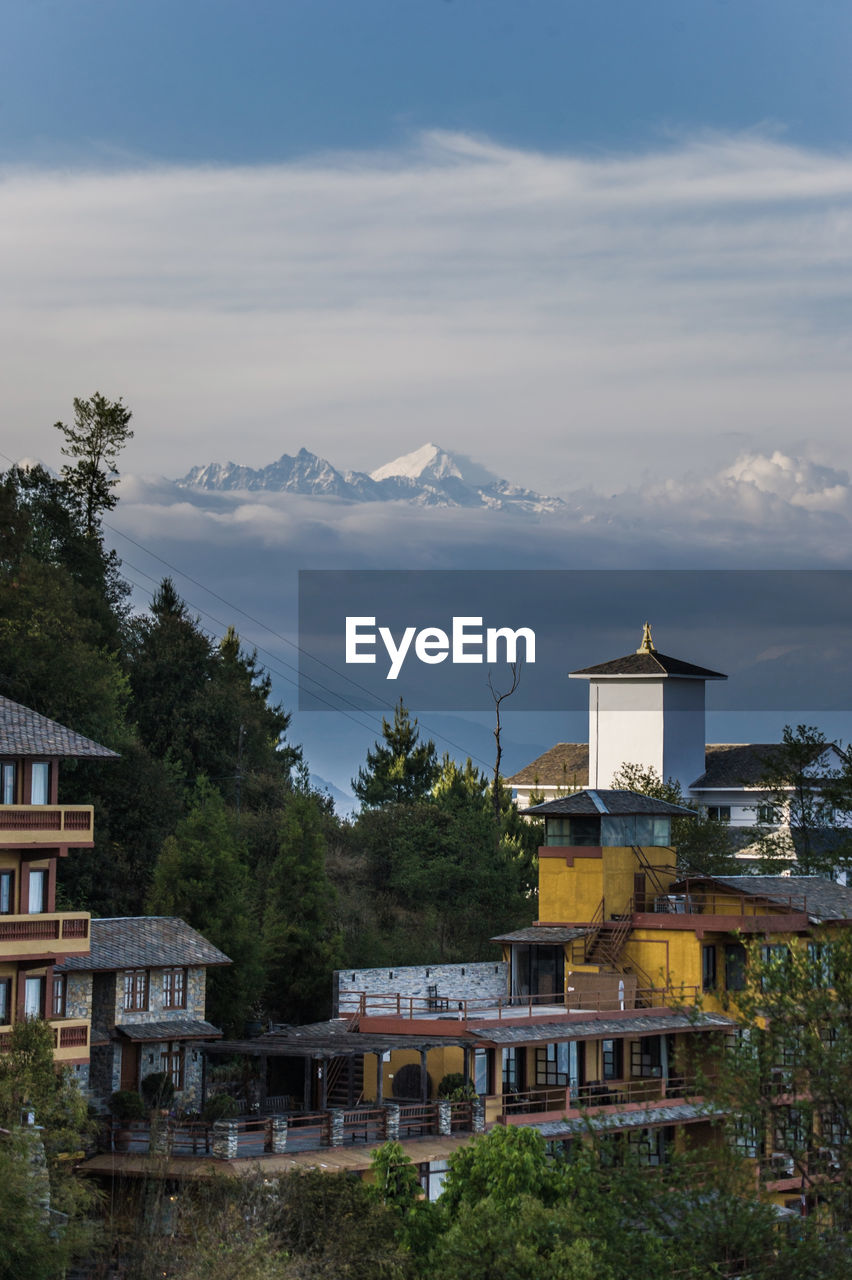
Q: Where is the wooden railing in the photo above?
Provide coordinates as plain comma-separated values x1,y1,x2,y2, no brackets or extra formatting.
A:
346,984,700,1021
0,913,89,943
0,805,93,838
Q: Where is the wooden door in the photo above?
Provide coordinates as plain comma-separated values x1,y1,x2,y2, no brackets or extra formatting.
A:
120,1041,140,1092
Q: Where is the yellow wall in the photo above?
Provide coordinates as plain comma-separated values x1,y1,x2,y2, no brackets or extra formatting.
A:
539,845,677,923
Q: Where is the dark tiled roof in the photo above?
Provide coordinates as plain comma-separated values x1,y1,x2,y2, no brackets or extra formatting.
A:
690,742,843,790
522,789,696,818
119,1019,222,1042
536,1101,726,1138
570,651,726,681
212,1020,474,1057
682,875,852,923
491,925,590,944
508,743,589,788
476,1010,735,1045
57,917,231,972
0,695,119,759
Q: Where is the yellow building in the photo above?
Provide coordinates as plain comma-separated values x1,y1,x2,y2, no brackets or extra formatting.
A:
0,694,117,1068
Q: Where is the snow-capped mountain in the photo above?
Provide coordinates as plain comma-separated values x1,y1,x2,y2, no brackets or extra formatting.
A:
178,443,565,514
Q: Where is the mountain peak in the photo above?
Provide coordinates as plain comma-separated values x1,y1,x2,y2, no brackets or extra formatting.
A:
369,442,496,487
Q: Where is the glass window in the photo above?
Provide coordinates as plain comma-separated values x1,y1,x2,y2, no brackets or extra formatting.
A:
24,976,44,1018
0,977,11,1024
1,763,15,805
161,1043,185,1091
28,869,47,914
0,870,13,914
535,1041,578,1087
52,974,66,1018
702,944,717,992
502,1047,521,1092
123,970,149,1012
706,806,731,823
163,968,187,1009
602,1038,623,1080
725,943,747,992
30,763,49,805
473,1048,492,1095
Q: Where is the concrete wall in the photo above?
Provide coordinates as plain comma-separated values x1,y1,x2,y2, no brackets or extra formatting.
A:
334,961,508,1015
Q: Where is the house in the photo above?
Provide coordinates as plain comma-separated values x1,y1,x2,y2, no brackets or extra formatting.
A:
56,917,230,1112
508,624,845,841
0,694,117,1070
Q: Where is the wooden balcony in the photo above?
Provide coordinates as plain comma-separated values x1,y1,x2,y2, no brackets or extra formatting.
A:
0,911,91,957
0,804,94,845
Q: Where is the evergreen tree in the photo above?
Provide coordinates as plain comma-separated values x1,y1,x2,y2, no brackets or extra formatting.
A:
54,391,134,536
610,761,737,875
147,784,263,1035
352,699,438,807
262,784,343,1023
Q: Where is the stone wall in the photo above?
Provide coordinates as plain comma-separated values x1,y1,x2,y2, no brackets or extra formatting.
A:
334,961,508,1015
65,972,92,1021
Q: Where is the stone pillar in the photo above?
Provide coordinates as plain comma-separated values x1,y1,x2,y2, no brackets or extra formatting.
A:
149,1115,171,1156
329,1109,345,1147
212,1119,239,1160
271,1116,288,1154
472,1098,485,1134
437,1100,452,1137
384,1103,400,1142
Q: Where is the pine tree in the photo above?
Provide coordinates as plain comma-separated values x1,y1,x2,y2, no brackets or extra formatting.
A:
54,391,134,536
352,699,438,807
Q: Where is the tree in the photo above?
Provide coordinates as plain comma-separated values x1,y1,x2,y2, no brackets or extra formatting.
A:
147,783,263,1034
55,391,134,536
262,784,343,1023
752,725,847,876
352,699,438,807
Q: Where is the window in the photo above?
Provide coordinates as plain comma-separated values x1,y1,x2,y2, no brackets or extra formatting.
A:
602,1038,623,1081
631,1036,663,1078
702,944,717,992
123,970,149,1012
24,976,45,1018
535,1041,578,1087
161,1042,185,1091
706,806,731,823
808,942,834,986
760,944,790,992
0,870,13,914
0,977,11,1024
627,1125,673,1167
52,974,66,1019
1,763,15,805
27,869,47,914
30,762,49,805
502,1046,522,1092
758,803,780,824
162,968,187,1009
725,942,747,992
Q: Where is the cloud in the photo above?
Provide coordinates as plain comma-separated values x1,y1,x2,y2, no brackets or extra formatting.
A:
2,130,852,495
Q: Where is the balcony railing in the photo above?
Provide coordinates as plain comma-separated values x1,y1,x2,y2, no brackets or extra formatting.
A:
0,912,90,953
0,805,94,844
346,984,700,1023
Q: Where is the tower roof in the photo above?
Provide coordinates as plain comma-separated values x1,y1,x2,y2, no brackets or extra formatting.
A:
521,789,696,818
569,624,726,681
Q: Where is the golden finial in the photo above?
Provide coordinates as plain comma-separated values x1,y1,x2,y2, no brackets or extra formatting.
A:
636,622,656,654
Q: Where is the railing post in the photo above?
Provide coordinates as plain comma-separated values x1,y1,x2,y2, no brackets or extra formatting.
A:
384,1103,400,1142
212,1119,239,1160
271,1116,288,1153
436,1100,452,1137
472,1098,485,1134
328,1109,345,1147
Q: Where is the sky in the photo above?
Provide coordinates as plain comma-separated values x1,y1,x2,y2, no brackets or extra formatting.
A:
4,0,852,793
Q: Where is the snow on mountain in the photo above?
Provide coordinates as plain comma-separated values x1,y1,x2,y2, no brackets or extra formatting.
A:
178,443,565,515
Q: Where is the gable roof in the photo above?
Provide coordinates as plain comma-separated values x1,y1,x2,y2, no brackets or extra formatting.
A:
0,695,118,759
507,743,589,787
56,917,231,972
676,874,852,923
570,651,726,681
690,742,845,790
522,789,696,818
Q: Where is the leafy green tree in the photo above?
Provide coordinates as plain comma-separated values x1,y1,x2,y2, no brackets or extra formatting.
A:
55,391,134,536
147,783,263,1034
752,725,847,875
352,699,438,807
262,784,343,1023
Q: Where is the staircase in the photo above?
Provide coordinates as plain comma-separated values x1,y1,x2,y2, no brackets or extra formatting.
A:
326,1054,364,1108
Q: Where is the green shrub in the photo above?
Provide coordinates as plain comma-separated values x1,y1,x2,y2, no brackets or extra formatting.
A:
109,1090,146,1124
437,1072,476,1101
202,1093,240,1121
140,1071,176,1112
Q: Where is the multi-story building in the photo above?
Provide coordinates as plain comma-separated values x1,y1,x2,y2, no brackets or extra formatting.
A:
0,694,117,1072
56,917,230,1112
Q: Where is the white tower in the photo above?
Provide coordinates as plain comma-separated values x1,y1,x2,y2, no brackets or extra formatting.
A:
570,624,727,794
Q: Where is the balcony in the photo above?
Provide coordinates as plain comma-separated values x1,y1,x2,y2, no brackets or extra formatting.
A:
0,1018,89,1060
0,805,94,846
0,911,90,957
